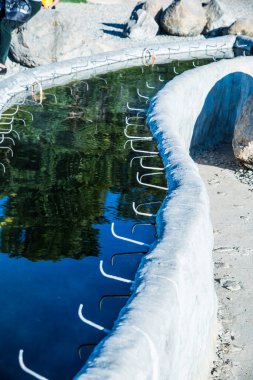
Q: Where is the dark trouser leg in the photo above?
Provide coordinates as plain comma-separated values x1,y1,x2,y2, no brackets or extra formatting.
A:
0,1,41,65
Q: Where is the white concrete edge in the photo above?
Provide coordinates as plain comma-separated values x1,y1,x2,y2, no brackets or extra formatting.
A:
1,35,250,380
0,36,235,112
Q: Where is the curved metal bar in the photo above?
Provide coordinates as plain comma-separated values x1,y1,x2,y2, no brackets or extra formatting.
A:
126,102,146,113
0,147,13,157
18,350,49,380
81,81,89,91
124,128,152,141
78,344,96,359
132,201,156,217
131,222,155,234
173,67,179,75
137,88,149,103
126,116,145,124
110,251,147,266
96,77,108,85
140,157,164,171
158,75,165,82
0,117,14,125
126,140,159,155
13,117,26,127
18,109,34,121
0,162,6,173
0,106,19,117
0,135,15,146
130,155,157,168
44,93,57,104
100,260,132,284
136,172,168,191
146,81,156,90
192,61,199,68
78,304,111,334
99,294,130,310
111,222,150,247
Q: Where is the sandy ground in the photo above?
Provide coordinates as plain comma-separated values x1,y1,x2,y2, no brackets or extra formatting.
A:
193,145,253,380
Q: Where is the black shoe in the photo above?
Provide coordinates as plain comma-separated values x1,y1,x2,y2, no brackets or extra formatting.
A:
0,67,7,75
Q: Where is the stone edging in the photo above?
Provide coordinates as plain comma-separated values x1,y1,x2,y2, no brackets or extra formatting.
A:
1,35,249,380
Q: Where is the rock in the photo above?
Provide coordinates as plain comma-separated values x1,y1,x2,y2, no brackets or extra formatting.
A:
160,0,207,37
227,18,253,37
220,279,241,292
124,0,162,23
202,0,234,34
233,94,253,169
123,9,159,40
10,6,93,67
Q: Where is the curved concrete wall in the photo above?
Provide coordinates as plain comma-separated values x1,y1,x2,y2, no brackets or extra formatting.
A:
75,57,253,380
1,38,251,380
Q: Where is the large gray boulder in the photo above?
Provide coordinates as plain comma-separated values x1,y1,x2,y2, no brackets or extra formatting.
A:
202,0,235,33
227,18,253,37
123,8,159,40
10,6,90,67
160,0,207,37
233,95,253,170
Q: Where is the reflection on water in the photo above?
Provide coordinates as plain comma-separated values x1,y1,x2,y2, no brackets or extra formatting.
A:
0,59,211,379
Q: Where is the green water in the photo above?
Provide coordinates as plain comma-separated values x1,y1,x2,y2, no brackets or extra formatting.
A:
0,59,211,379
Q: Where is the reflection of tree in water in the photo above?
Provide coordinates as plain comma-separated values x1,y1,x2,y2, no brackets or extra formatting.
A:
0,63,183,261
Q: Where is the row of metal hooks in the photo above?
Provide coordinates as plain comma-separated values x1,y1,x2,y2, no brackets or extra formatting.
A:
15,46,235,377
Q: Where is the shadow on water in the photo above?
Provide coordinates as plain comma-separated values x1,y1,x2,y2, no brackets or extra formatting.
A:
0,59,212,380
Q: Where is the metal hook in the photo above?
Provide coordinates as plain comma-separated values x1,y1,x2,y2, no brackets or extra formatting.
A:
78,344,96,359
139,157,164,171
131,222,155,234
158,75,165,82
0,162,6,173
124,128,152,141
18,350,49,380
136,172,168,190
173,67,179,75
130,155,157,168
0,146,14,157
0,135,15,146
110,251,146,266
96,77,108,85
43,93,57,104
132,201,156,217
126,116,145,124
99,260,132,284
126,102,146,113
137,88,149,103
146,81,156,90
111,223,150,247
78,304,111,334
99,294,130,310
125,140,158,155
132,201,162,217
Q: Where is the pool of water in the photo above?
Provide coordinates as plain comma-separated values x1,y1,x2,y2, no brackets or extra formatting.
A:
0,59,211,380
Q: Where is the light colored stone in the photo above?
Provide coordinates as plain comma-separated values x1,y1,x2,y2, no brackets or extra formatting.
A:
160,0,207,37
203,0,235,33
123,9,159,40
10,7,91,67
228,18,253,37
233,94,253,169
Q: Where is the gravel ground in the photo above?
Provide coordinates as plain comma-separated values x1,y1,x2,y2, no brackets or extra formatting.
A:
193,145,253,380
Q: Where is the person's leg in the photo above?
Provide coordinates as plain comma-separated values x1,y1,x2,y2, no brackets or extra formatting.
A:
0,1,41,72
29,1,42,19
0,19,18,69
